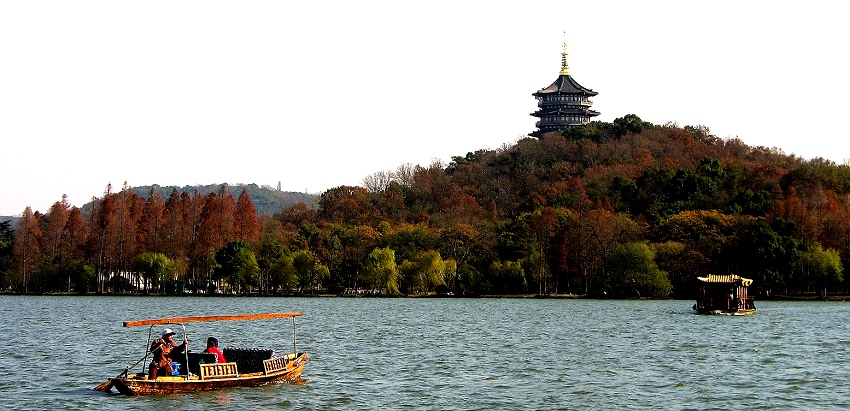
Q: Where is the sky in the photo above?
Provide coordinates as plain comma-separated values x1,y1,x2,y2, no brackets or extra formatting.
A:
1,1,848,216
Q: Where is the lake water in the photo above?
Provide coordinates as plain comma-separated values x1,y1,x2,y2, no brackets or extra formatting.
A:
0,296,848,410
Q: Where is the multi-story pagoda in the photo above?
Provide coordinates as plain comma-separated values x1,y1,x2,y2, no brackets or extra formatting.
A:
530,42,599,137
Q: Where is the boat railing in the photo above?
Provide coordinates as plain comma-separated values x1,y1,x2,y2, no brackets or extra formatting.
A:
263,357,289,374
696,296,755,312
199,362,239,380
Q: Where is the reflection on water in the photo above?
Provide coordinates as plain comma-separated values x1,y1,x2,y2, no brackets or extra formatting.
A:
1,296,850,410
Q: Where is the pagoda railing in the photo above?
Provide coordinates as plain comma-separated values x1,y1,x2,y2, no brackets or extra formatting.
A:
536,119,590,127
539,99,593,107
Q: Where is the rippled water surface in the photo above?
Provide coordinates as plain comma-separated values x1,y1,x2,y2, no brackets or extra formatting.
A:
1,296,849,410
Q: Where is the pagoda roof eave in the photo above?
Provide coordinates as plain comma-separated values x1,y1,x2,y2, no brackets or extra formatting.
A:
534,75,598,96
532,108,601,116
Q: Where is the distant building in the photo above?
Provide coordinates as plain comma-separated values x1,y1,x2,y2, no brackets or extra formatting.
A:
530,42,599,137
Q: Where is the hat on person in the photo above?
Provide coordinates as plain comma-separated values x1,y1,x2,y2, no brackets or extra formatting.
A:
207,337,218,347
162,328,176,337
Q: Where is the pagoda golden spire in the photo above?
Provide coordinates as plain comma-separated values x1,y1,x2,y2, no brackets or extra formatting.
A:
560,41,570,75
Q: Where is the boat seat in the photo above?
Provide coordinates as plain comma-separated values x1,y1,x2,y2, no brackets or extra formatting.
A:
222,348,275,374
185,352,219,376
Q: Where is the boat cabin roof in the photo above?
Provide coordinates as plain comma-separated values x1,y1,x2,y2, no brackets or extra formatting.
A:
697,274,753,287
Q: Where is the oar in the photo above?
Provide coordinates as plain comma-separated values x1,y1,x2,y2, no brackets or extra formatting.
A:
93,343,164,392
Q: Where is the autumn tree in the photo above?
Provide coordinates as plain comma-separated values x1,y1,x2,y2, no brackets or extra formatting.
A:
12,207,41,293
318,185,379,224
112,183,143,280
578,206,642,296
41,196,70,266
234,189,260,245
217,185,236,244
194,192,223,289
139,187,166,253
88,184,116,292
162,188,184,260
63,207,87,263
275,202,317,227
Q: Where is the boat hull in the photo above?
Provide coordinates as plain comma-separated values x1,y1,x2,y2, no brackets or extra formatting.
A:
108,352,307,395
695,308,756,316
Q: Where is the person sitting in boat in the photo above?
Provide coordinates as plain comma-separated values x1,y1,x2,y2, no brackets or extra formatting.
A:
148,328,188,379
202,337,227,363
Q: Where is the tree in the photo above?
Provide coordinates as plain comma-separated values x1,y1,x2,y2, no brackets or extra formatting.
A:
292,249,328,294
218,185,236,243
62,207,87,263
12,207,41,293
606,242,671,298
269,254,296,292
489,260,526,294
0,220,15,290
214,241,260,294
66,260,96,294
580,206,642,296
131,252,173,292
364,247,399,294
399,250,447,294
318,185,379,224
42,196,70,266
235,189,260,245
797,244,843,297
139,188,166,253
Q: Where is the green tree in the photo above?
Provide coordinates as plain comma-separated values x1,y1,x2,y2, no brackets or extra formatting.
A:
364,247,399,294
257,240,286,294
606,242,671,298
292,249,328,294
797,244,843,297
66,260,96,293
131,252,173,292
0,220,14,290
399,250,447,294
489,260,526,294
214,241,260,294
269,254,296,292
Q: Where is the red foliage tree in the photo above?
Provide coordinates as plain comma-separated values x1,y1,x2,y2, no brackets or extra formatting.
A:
13,207,42,293
235,189,260,245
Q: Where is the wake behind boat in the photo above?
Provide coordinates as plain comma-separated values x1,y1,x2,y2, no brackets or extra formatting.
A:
93,312,308,395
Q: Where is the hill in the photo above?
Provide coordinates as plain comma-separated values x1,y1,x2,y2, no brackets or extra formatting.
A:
6,115,850,299
128,183,318,216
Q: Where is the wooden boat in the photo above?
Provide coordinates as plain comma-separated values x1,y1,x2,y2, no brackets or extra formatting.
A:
694,274,756,315
94,312,308,395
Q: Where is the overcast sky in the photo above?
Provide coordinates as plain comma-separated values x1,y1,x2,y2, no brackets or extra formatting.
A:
1,1,848,216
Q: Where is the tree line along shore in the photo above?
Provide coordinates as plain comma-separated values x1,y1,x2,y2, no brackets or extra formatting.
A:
1,116,848,299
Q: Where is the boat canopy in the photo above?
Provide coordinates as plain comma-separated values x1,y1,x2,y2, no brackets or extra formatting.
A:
123,312,303,327
697,274,753,287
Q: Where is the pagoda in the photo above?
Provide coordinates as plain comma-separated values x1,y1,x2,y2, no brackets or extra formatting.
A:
530,42,599,137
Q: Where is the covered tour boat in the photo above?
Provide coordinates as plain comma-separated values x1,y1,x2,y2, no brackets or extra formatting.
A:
694,274,756,315
93,312,308,395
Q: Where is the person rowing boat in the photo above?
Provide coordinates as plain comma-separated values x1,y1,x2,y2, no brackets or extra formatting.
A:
148,328,188,379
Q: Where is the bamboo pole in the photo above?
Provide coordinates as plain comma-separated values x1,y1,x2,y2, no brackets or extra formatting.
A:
123,312,303,327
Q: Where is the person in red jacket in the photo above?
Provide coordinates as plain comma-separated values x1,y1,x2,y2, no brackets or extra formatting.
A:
203,336,227,363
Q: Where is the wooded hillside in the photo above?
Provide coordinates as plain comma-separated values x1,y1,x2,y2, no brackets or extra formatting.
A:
3,115,848,298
